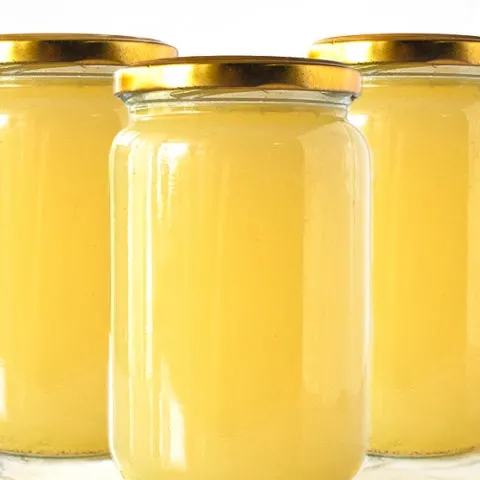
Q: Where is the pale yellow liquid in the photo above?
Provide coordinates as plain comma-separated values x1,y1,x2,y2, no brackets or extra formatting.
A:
0,76,124,456
110,99,370,480
350,75,480,456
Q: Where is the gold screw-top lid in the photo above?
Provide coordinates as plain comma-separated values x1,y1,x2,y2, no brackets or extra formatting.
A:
0,33,177,65
114,56,362,96
309,34,480,67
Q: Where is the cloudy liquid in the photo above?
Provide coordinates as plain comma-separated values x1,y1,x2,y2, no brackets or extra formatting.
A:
110,100,370,480
350,75,480,456
0,76,123,456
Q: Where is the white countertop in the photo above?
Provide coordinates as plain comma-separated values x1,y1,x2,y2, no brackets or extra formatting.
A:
358,453,480,480
2,452,480,480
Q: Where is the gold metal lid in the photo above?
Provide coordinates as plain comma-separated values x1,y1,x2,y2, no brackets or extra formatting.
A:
114,56,362,95
0,34,177,66
309,34,480,67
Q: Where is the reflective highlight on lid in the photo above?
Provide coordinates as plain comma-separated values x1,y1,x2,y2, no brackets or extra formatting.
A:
0,34,177,66
308,34,480,67
114,56,362,95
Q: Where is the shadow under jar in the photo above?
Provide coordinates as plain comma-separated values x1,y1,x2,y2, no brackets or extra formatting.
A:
309,34,480,458
109,56,371,480
0,34,177,459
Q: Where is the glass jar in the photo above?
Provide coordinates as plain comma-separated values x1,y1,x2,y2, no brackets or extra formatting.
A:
110,56,371,480
309,34,480,462
0,34,177,470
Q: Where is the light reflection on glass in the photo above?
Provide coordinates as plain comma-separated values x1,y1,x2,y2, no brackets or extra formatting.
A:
157,142,189,212
127,140,144,455
159,360,186,469
348,113,368,129
145,147,154,381
169,395,186,467
0,114,9,128
127,141,140,379
114,128,139,147
156,142,189,249
128,376,135,453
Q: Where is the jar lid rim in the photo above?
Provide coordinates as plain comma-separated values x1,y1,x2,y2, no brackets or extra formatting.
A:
309,33,480,67
114,56,362,96
0,33,177,66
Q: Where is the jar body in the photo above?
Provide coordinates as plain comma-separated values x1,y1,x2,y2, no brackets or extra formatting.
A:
0,71,124,456
110,92,370,480
349,69,480,456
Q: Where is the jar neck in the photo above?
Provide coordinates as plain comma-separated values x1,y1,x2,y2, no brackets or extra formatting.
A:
0,64,118,79
359,63,480,80
120,88,355,119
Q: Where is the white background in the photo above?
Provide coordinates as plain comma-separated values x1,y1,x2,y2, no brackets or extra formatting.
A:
0,0,479,56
